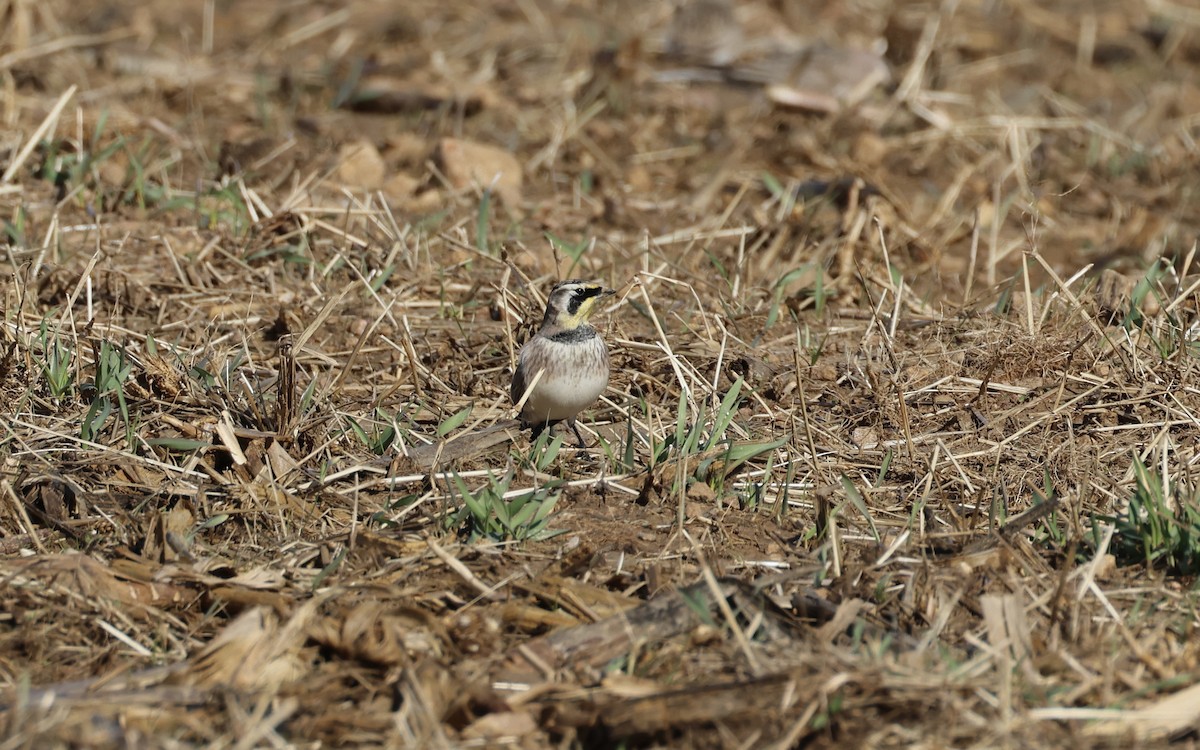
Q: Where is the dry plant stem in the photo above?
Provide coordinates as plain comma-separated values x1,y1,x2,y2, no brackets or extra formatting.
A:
793,334,822,489
894,0,954,103
427,538,504,602
0,528,56,554
499,264,517,371
457,391,512,436
855,263,917,465
276,336,297,435
1021,252,1036,336
1046,537,1076,634
293,282,352,352
695,547,762,677
989,177,1003,287
0,27,125,70
2,84,77,183
1082,574,1170,681
2,478,47,552
767,695,821,750
1039,263,1093,329
397,315,427,401
1163,241,1200,317
324,270,401,397
57,237,106,313
1028,249,1135,378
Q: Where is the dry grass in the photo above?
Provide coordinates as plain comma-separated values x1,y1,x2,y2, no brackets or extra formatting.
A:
2,0,1200,747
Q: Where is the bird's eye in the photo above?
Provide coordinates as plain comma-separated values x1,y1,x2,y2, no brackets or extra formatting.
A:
566,286,602,315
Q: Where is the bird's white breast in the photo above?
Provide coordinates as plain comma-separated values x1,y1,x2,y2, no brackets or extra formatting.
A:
519,337,609,423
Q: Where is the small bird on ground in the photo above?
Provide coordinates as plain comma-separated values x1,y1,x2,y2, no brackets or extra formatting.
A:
511,280,615,447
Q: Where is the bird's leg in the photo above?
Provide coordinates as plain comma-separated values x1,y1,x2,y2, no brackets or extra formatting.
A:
567,417,587,448
530,420,550,442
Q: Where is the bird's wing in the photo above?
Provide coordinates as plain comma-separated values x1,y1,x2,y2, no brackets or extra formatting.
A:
510,355,528,406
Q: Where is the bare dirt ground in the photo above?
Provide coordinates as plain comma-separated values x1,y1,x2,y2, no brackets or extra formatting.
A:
3,0,1200,747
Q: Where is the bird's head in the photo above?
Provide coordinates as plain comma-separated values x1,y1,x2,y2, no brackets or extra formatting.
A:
541,280,614,330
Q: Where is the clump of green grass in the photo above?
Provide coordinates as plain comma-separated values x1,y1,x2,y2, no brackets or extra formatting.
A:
81,340,134,443
3,206,29,247
446,428,568,542
524,427,566,474
36,116,254,233
447,469,562,542
345,408,406,455
601,376,784,513
36,318,75,400
1097,455,1200,576
766,264,830,330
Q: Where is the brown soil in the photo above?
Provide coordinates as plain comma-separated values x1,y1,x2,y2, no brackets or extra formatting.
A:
3,0,1200,747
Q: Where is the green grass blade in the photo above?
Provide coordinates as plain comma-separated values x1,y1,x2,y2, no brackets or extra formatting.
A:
840,474,880,544
437,403,473,437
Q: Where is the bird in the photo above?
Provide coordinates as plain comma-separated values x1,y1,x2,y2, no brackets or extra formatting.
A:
510,280,615,448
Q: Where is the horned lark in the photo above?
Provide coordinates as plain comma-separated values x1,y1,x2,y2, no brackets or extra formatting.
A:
511,280,615,447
